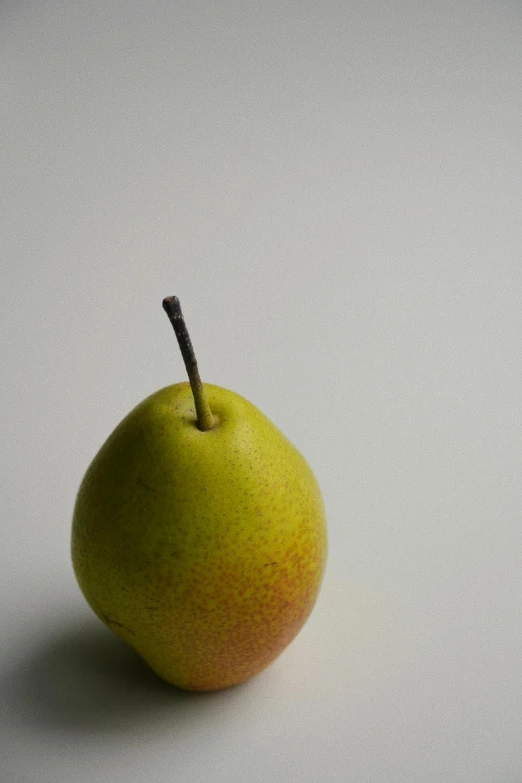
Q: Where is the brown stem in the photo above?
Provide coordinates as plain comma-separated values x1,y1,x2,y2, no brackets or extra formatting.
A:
162,296,215,431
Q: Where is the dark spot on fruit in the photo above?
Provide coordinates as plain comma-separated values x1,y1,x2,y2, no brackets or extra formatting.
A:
135,476,157,494
101,613,136,636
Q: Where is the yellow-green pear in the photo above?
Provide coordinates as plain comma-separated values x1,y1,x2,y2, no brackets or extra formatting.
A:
71,297,327,691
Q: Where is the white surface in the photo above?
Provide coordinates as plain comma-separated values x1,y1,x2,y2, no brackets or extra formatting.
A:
1,1,521,781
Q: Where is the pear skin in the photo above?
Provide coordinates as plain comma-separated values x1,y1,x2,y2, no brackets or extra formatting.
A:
72,382,327,691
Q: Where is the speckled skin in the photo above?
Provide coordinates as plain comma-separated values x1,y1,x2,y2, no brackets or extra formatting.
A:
72,383,327,691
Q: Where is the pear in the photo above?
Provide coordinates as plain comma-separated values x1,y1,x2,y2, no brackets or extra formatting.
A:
71,297,327,691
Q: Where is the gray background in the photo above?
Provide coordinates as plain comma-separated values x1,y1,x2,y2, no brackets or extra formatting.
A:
1,1,521,781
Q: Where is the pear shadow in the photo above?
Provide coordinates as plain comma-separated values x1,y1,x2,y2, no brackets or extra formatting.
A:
2,613,253,737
